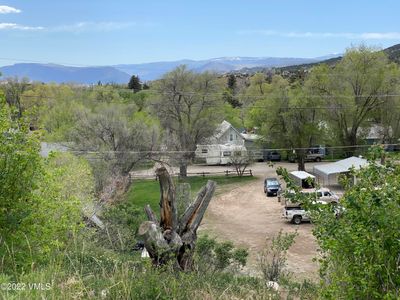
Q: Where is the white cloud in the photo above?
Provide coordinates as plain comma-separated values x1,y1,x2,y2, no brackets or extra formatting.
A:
359,32,400,40
51,21,138,33
238,30,400,40
0,5,21,14
0,23,44,31
0,20,152,33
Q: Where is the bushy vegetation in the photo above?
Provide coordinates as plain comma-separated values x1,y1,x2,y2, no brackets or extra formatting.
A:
0,235,277,300
0,95,94,272
258,230,298,282
277,147,400,299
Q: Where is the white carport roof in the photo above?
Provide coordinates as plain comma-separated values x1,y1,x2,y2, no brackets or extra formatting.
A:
313,156,369,176
290,171,315,179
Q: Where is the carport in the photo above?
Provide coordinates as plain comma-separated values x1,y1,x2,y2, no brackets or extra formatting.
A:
313,156,369,185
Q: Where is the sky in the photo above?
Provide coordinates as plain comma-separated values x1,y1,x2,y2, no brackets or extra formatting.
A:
0,0,399,66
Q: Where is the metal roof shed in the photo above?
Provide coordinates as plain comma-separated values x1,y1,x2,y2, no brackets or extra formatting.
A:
313,156,369,185
290,171,316,180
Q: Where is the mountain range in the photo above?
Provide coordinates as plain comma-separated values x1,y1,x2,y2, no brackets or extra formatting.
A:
1,44,398,85
0,55,340,84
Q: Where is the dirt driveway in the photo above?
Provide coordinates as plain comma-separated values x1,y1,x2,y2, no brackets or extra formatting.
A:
199,162,322,280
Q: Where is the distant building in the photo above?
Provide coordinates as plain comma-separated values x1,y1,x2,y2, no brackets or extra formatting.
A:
360,124,392,145
195,120,263,165
40,142,69,157
207,120,245,145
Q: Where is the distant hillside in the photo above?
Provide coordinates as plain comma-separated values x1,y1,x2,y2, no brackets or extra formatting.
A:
3,48,394,84
240,43,400,75
384,43,400,64
0,63,131,84
113,57,327,81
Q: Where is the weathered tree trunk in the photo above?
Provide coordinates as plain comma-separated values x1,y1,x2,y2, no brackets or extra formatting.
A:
179,164,188,178
296,149,306,171
345,129,358,157
138,167,216,270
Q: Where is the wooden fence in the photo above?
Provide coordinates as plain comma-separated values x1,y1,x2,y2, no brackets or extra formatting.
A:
130,169,253,180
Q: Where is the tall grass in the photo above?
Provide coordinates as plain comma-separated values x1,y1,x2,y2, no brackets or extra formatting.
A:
0,234,281,300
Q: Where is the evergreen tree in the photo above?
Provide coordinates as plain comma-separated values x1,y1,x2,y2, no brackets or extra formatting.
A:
224,74,241,108
227,74,237,92
128,75,142,93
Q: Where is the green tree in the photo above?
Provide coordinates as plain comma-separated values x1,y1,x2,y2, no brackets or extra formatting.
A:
128,75,142,93
306,45,399,152
250,72,266,95
277,147,400,298
71,103,159,193
227,74,237,91
153,66,222,177
249,76,324,170
89,85,123,103
0,93,93,271
223,74,241,108
1,77,30,118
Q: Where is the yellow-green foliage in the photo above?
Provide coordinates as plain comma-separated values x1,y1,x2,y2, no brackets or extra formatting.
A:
0,94,95,273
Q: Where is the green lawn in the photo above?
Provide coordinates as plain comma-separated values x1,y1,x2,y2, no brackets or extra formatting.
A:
125,175,257,216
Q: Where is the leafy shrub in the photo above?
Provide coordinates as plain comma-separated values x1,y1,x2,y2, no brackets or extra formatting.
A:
313,150,400,299
258,230,297,282
194,235,248,273
0,94,95,273
89,201,144,253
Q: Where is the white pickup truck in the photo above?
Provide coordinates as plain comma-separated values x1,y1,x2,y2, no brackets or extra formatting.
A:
282,204,310,225
281,188,341,224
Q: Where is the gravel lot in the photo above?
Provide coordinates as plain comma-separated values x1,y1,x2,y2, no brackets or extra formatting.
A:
134,161,341,280
197,162,327,280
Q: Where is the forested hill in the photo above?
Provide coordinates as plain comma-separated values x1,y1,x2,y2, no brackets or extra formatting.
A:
0,63,131,84
385,43,400,64
237,43,400,75
0,56,333,83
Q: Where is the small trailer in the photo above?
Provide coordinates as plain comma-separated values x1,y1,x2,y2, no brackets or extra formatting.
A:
195,144,247,165
289,171,316,189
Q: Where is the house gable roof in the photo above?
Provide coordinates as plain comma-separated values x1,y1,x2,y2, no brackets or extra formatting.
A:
213,120,244,140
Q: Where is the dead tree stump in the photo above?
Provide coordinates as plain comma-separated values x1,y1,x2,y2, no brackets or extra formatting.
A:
138,167,216,270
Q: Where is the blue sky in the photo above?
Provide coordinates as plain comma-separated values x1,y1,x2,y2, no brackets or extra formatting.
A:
0,0,399,66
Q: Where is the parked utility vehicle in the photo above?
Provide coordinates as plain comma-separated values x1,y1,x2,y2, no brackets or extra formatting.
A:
279,188,339,205
264,178,281,196
288,147,326,162
282,203,311,225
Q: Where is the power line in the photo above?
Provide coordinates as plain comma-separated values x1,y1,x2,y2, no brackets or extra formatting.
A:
11,93,400,110
67,143,396,155
15,87,400,99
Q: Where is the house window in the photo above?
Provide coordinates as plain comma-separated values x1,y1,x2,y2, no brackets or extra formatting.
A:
201,149,208,154
223,151,231,157
230,133,233,141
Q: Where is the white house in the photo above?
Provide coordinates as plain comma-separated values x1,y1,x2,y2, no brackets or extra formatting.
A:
207,120,245,145
195,120,262,165
360,124,393,145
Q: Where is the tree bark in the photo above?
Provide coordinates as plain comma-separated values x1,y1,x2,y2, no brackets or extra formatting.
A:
179,164,188,178
156,167,178,231
138,167,216,270
144,204,158,223
297,149,306,171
